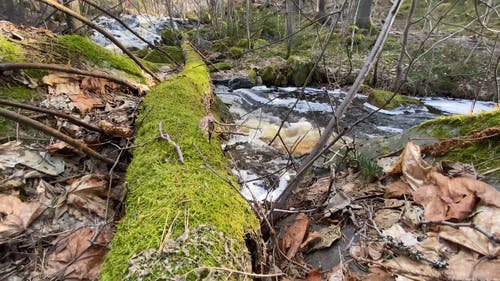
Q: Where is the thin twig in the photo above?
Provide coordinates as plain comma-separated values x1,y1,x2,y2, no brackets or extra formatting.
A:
422,220,500,244
183,266,283,278
158,121,184,164
0,98,107,134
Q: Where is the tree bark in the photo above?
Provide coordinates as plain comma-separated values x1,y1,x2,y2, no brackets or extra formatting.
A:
286,0,295,57
393,0,417,91
316,0,327,23
355,0,373,29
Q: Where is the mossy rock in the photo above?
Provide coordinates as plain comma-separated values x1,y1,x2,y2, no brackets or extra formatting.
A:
143,45,183,65
236,38,250,48
0,35,24,62
160,28,181,46
287,56,314,86
261,65,278,85
100,42,259,280
410,110,500,184
57,35,145,83
228,47,244,59
367,89,422,110
208,61,232,72
248,69,257,84
253,38,268,49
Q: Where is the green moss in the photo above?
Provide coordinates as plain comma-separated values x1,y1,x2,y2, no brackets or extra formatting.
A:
228,47,244,59
0,35,24,62
100,43,258,280
143,45,183,65
287,56,314,86
367,89,422,109
57,35,145,82
0,86,38,138
24,69,48,79
248,69,257,84
208,62,232,72
414,109,500,138
236,38,250,48
261,65,277,85
161,28,181,46
412,110,500,182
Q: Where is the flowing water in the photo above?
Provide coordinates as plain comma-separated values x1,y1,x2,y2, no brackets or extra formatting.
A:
89,15,498,201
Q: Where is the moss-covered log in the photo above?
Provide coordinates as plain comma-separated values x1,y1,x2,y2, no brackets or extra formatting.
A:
100,43,259,280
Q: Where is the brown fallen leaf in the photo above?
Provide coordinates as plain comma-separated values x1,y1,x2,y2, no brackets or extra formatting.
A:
445,249,500,280
45,225,112,280
46,141,84,156
81,77,118,95
364,267,394,281
280,213,309,259
0,194,46,238
297,269,321,281
387,141,432,190
383,256,441,280
384,180,413,199
439,205,499,256
413,172,500,221
98,120,133,138
68,93,103,114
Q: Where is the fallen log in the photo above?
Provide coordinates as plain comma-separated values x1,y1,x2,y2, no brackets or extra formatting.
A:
100,42,261,280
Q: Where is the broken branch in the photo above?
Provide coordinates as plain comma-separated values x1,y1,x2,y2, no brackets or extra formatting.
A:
0,62,145,94
0,98,106,134
0,107,122,168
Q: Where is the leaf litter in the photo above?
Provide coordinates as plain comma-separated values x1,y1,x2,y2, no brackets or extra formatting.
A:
272,140,499,280
0,23,146,280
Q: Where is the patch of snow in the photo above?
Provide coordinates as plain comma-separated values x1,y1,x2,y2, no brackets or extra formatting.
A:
421,97,496,115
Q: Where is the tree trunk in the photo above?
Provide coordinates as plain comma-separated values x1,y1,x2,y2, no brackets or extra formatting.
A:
286,0,295,57
355,0,373,29
393,0,417,91
316,0,327,23
65,0,83,32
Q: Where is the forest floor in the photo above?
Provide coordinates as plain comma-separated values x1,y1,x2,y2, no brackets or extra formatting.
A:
0,4,499,280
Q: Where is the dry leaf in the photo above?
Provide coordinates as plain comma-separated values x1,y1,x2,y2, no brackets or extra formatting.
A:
445,249,500,280
383,256,441,280
45,226,112,280
0,195,46,238
0,141,65,176
280,213,309,259
388,141,432,189
98,120,133,138
81,77,117,95
46,141,84,156
298,269,321,281
306,224,341,251
68,93,103,114
384,180,413,199
413,172,500,221
439,205,499,256
367,241,385,261
364,267,394,281
383,224,418,247
374,209,401,229
198,114,215,140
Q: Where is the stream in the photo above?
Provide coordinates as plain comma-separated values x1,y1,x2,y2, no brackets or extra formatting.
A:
213,83,497,201
89,14,498,201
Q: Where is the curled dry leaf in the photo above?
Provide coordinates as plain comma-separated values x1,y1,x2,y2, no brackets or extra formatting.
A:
413,172,500,221
387,141,431,190
0,195,46,238
45,225,112,280
280,213,309,259
383,256,441,280
98,120,133,138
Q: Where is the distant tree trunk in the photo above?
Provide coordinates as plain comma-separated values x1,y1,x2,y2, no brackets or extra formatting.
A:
393,0,417,91
355,0,373,29
316,0,327,23
0,0,25,24
246,0,251,48
65,0,83,32
286,0,295,57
